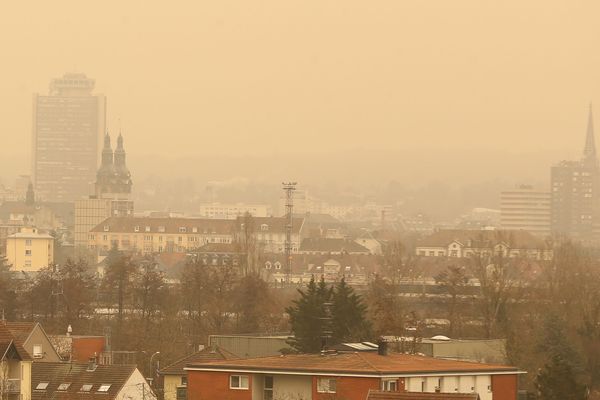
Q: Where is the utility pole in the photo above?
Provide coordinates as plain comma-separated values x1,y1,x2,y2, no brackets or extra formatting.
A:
282,182,297,285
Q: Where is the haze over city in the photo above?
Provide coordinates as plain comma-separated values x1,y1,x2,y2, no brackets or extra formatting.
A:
1,0,599,187
3,3,600,400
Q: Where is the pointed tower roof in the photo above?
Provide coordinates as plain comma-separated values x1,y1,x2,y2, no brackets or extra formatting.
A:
583,103,597,166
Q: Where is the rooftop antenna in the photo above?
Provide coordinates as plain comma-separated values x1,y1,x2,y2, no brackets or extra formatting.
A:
282,182,297,284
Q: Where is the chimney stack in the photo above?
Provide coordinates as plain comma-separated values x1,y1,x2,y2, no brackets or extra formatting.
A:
377,338,389,356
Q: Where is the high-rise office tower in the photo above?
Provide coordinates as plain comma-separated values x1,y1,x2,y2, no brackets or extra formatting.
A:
501,185,551,237
32,73,106,202
551,105,600,240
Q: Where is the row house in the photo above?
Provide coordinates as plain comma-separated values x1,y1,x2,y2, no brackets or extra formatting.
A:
185,347,523,400
235,216,305,254
415,229,553,261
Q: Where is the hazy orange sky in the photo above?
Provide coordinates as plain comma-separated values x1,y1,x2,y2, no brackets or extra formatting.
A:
1,0,599,165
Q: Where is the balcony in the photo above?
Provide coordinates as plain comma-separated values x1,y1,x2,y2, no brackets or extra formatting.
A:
5,379,20,393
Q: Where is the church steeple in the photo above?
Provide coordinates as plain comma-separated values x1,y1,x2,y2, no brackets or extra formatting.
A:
583,103,597,166
101,132,114,168
114,132,126,170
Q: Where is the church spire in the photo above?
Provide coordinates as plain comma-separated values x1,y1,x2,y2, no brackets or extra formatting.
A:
583,103,597,166
101,132,114,167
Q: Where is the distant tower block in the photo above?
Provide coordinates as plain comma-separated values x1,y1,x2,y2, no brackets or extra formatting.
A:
282,182,297,284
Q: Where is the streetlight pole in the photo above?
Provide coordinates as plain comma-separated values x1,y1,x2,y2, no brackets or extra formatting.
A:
148,351,160,387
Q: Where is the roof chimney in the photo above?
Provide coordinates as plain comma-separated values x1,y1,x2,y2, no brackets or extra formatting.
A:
67,324,72,336
86,356,98,372
377,338,389,356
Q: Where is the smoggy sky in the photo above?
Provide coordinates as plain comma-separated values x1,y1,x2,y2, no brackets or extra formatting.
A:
1,0,599,164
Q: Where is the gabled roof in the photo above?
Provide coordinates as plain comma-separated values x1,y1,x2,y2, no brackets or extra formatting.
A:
186,352,520,377
299,238,371,254
31,362,138,400
0,323,32,361
368,391,479,400
4,321,37,342
159,346,239,376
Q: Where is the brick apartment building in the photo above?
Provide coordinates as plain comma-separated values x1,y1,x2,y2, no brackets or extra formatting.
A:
185,350,523,400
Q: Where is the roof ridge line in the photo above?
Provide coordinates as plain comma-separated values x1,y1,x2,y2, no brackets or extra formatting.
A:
355,352,380,373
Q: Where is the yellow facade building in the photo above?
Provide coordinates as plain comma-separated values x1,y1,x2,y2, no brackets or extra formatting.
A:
6,227,54,271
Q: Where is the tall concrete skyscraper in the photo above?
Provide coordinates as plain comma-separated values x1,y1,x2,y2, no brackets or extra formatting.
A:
32,73,106,202
551,105,599,240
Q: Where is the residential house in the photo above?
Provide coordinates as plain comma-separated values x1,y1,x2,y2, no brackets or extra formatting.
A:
415,229,552,260
6,227,54,272
0,324,32,400
236,216,305,254
185,348,523,400
159,346,239,400
208,335,292,358
49,334,107,363
31,361,155,400
3,322,61,362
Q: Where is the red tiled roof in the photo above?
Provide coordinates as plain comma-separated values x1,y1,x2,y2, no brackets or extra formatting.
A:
3,321,36,342
159,347,239,375
32,362,139,400
186,352,519,376
0,323,32,361
368,391,479,400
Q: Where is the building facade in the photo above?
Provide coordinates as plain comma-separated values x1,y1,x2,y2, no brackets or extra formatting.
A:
32,73,106,202
551,105,600,240
198,203,272,219
88,217,234,254
185,351,522,400
6,227,54,272
500,185,551,237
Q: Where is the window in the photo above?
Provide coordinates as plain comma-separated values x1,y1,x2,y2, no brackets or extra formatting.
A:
57,383,71,391
98,384,111,392
179,227,187,233
317,378,336,393
80,384,93,392
25,239,32,246
35,382,49,390
134,226,140,232
145,226,151,232
229,375,249,389
265,261,272,270
103,225,110,232
274,262,281,270
192,227,198,233
261,224,269,231
158,226,166,233
264,376,273,400
176,387,187,400
181,377,188,386
25,249,32,256
381,379,397,392
33,344,43,358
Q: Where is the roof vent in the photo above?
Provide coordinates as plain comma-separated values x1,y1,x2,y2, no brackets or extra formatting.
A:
86,356,98,372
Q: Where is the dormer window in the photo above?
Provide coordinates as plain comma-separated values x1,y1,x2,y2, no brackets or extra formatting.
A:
134,226,140,232
158,226,166,233
103,225,109,232
265,261,272,269
80,384,93,392
98,384,111,392
274,262,281,270
179,227,187,233
145,226,151,232
192,227,198,233
261,224,269,231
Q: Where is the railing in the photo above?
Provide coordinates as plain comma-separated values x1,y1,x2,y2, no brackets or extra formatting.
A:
4,379,21,393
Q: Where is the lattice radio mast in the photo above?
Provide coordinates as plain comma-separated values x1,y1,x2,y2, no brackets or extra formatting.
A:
282,182,297,284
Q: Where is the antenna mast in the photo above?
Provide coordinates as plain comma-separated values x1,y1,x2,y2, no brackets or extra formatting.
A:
282,182,297,284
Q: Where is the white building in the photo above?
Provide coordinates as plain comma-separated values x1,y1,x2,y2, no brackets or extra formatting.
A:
500,185,551,237
6,227,54,272
199,202,272,219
